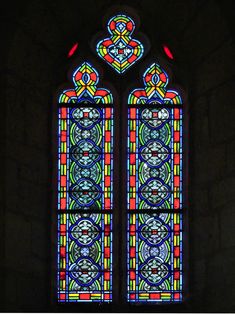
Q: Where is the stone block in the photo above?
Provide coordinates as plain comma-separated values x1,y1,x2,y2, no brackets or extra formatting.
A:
6,143,50,186
5,212,31,272
205,249,235,311
5,158,19,210
210,176,235,209
191,258,207,294
193,39,234,96
182,0,230,65
191,214,219,257
5,152,51,219
31,220,49,260
227,140,235,173
12,180,49,220
192,144,226,185
5,270,48,312
18,0,62,55
193,114,210,150
6,42,53,148
190,96,210,149
143,0,202,45
8,28,54,84
209,81,235,144
5,212,48,274
190,187,210,217
6,83,26,143
220,202,235,249
4,269,19,311
205,284,235,312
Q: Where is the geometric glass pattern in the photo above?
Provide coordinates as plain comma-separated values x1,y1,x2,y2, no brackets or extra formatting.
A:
127,63,183,302
96,14,144,74
57,62,113,302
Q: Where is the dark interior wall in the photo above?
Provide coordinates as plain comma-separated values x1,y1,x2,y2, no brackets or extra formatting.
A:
2,0,235,312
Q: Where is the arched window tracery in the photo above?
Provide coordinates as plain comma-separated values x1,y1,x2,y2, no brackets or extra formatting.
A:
96,14,144,73
56,14,185,305
127,63,183,302
57,62,113,302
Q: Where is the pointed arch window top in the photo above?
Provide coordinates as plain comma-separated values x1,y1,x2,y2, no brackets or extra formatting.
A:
96,15,144,74
59,62,113,104
129,63,182,105
127,62,184,302
57,61,114,302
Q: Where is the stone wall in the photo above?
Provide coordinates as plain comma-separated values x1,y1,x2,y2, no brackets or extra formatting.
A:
3,0,235,311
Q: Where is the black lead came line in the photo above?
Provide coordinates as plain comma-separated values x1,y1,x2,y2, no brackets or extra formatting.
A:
57,209,113,214
58,103,114,108
57,103,183,109
127,104,183,109
56,209,184,214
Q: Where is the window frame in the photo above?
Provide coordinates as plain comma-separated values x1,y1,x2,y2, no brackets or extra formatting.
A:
51,17,189,311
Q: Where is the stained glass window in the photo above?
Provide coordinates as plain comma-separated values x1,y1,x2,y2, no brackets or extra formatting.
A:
127,63,183,302
57,62,113,302
96,14,144,74
57,12,186,305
